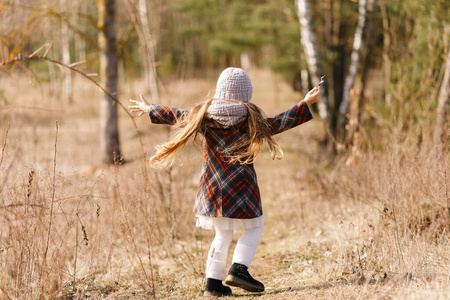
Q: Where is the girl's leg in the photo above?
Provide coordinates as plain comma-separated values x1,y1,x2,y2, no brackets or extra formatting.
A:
226,225,264,293
206,228,234,280
204,228,234,296
232,225,264,267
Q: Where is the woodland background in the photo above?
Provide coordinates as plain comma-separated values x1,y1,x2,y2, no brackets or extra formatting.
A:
0,0,449,299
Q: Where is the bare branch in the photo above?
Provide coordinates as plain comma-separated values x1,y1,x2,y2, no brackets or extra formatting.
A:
28,42,53,58
68,60,87,68
0,49,148,168
1,53,133,119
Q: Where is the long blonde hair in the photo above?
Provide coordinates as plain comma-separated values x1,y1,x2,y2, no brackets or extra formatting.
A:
149,99,284,168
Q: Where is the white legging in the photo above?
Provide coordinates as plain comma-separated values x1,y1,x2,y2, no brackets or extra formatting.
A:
206,226,264,280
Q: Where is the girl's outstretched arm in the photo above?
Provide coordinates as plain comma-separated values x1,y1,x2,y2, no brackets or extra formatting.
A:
128,93,151,117
129,94,188,125
266,87,319,136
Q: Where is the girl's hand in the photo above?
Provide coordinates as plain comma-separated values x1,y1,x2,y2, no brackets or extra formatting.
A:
303,87,320,106
129,93,151,117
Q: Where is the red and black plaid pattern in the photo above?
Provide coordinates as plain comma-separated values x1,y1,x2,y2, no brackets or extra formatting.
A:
149,101,313,219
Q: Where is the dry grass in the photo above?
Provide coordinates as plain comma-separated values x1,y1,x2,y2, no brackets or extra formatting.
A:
0,69,449,299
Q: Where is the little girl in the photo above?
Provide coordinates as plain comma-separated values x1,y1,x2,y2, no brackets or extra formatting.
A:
129,68,319,297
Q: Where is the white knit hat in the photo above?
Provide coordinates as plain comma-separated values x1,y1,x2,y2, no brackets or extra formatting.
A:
213,67,253,102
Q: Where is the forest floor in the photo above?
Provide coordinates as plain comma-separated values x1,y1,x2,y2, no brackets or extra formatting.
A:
0,69,449,299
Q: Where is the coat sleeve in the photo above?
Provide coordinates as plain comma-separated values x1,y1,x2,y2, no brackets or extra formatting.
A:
148,105,188,125
266,101,313,135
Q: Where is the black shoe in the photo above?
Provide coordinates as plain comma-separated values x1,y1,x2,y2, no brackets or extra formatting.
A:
204,278,232,297
225,263,264,292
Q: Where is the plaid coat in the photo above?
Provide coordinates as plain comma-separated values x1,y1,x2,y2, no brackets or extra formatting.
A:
148,101,313,219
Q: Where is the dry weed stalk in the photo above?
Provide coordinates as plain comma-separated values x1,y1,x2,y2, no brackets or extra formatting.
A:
0,111,12,168
43,122,58,266
114,164,157,299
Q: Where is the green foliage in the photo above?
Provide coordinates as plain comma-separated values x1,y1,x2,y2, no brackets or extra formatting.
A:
173,0,300,69
1,0,449,146
373,0,449,140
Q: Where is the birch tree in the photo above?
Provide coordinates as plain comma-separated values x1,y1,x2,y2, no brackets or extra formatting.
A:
98,0,122,164
138,0,160,104
296,0,328,120
74,0,87,91
337,0,368,135
60,0,72,103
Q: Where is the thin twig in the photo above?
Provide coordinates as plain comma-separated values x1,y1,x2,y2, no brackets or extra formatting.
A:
390,144,405,268
68,60,86,68
42,41,53,58
28,42,52,58
44,121,58,264
0,111,12,169
144,215,157,300
73,215,79,294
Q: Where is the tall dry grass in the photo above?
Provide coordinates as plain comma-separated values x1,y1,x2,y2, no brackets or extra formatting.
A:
331,142,449,282
0,71,215,298
0,69,449,299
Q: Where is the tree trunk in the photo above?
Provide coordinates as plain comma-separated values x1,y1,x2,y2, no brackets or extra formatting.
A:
60,0,72,103
98,0,122,164
323,0,335,111
300,68,309,95
337,0,368,138
296,0,329,120
42,0,60,98
138,0,160,104
379,0,392,108
240,52,251,70
434,48,450,152
75,0,87,92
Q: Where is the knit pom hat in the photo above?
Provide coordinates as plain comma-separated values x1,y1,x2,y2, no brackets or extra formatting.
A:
213,67,253,102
